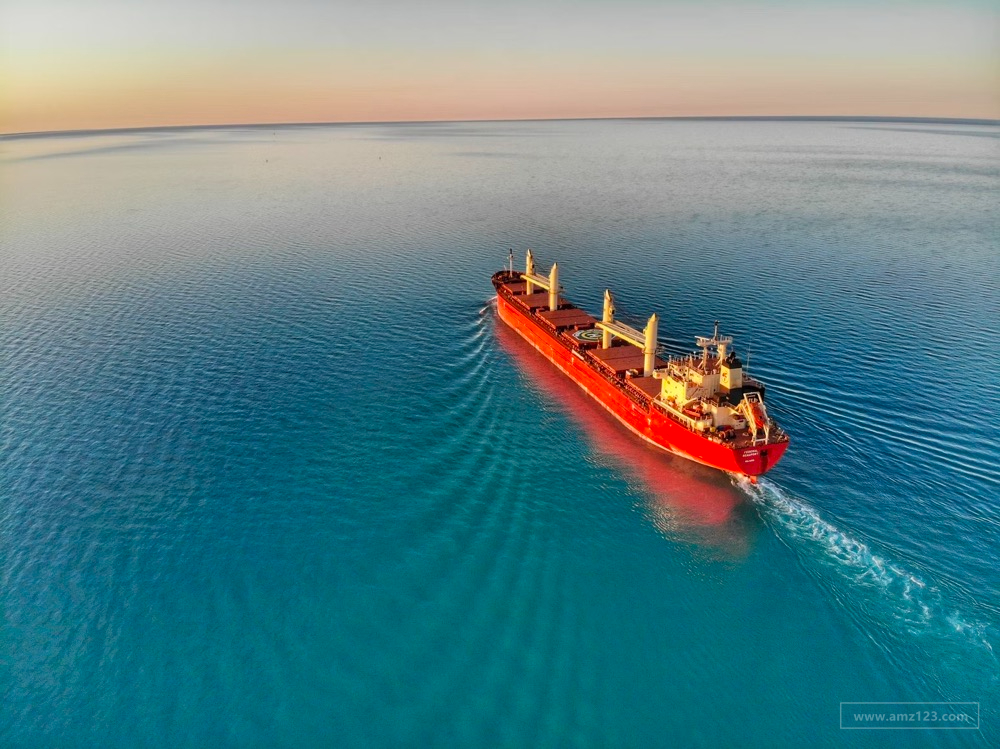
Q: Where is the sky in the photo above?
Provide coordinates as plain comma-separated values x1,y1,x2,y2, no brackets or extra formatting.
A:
1,0,998,134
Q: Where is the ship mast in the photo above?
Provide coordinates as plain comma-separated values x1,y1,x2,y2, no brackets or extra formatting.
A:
694,320,733,369
520,249,562,312
594,290,660,377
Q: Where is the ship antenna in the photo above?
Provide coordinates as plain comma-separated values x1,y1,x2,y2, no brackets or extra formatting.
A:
508,248,514,273
745,339,751,374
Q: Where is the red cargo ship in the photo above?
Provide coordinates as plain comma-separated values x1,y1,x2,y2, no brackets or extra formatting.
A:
493,251,789,478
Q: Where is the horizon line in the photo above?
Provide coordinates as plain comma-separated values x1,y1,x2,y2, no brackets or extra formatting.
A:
4,115,999,140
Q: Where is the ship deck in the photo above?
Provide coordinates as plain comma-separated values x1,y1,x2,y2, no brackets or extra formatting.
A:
590,345,668,374
539,308,597,329
492,270,788,454
494,273,671,403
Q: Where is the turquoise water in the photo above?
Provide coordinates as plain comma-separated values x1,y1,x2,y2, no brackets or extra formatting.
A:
2,120,998,747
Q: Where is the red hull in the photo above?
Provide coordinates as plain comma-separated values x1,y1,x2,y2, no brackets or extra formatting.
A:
495,293,788,476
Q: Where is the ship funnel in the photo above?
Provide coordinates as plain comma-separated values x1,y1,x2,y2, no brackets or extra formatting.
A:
548,263,559,311
525,250,535,294
602,290,615,349
643,313,658,377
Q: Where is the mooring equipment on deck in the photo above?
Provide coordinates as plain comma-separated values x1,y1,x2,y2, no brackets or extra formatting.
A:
491,249,789,478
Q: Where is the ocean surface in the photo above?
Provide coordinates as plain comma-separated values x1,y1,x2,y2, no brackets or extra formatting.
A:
2,119,998,747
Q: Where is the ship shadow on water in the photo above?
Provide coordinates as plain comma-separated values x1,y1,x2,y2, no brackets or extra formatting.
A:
490,306,758,557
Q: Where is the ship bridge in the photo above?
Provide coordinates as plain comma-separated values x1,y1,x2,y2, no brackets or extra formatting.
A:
492,250,789,471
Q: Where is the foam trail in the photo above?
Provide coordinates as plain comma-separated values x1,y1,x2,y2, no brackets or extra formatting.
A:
736,477,998,658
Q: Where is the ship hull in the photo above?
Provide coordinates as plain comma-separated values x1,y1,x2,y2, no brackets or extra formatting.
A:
495,293,788,476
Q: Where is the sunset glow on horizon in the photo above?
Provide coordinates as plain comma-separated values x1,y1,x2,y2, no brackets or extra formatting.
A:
2,0,998,135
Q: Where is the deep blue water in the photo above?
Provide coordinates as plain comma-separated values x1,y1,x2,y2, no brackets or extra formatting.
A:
2,119,999,747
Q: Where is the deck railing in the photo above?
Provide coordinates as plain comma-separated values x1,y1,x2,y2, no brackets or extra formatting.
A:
495,279,649,408
494,275,790,446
